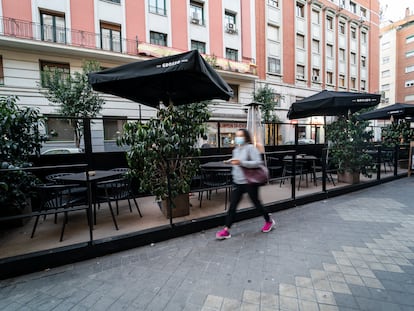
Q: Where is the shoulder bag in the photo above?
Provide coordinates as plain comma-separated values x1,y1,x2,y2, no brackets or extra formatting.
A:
241,145,269,185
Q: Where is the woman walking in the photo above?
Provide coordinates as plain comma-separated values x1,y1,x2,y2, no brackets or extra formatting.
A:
216,129,275,240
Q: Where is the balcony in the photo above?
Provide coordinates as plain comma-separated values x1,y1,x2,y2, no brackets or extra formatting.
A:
0,16,256,75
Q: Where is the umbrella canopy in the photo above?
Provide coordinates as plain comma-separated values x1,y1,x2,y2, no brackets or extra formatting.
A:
88,50,233,108
287,90,381,119
358,103,414,120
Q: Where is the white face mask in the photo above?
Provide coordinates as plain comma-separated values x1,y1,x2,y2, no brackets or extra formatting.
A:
234,137,245,145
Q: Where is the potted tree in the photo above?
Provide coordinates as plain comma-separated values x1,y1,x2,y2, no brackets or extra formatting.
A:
0,96,46,226
326,114,374,184
118,102,210,218
381,120,414,169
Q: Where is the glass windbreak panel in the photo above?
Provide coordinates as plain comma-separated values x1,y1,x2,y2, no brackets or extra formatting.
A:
41,117,84,155
199,122,218,148
219,122,246,148
279,123,296,145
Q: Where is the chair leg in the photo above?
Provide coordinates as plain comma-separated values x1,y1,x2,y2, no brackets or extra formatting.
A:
60,211,68,242
199,191,204,208
31,215,41,238
107,200,119,230
132,197,142,217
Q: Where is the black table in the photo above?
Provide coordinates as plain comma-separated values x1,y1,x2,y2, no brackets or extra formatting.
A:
54,170,123,238
200,161,232,170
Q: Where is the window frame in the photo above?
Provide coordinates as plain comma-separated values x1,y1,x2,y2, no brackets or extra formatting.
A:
40,10,66,44
100,21,122,52
296,2,305,18
190,1,204,26
39,60,70,88
0,55,3,85
149,0,166,15
225,48,238,61
190,40,206,54
150,31,168,46
267,57,281,74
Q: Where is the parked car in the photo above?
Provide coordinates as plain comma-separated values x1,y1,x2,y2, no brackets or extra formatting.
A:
41,148,83,155
284,139,315,145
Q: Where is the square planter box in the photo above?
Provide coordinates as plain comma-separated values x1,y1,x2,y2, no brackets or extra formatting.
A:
161,193,190,218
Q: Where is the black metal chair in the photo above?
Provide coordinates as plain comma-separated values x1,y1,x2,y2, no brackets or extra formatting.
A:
198,168,232,209
280,159,309,190
31,183,89,242
45,173,87,205
94,177,142,230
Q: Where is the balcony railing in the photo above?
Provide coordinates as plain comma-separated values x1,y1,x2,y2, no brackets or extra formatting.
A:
0,16,257,75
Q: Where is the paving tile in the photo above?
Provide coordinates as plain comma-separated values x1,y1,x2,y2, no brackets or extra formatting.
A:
297,287,316,302
295,277,313,289
279,296,299,311
329,281,351,294
314,290,336,305
298,300,319,311
279,284,298,298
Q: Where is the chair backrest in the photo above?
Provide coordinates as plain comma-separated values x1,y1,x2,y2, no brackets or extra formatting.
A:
201,168,231,188
45,173,74,184
96,177,130,200
34,184,78,210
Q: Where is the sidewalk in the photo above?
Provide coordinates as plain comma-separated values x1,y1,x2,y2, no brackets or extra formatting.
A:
1,177,414,311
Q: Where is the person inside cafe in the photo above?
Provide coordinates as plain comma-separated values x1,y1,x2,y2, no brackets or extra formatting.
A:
216,129,275,240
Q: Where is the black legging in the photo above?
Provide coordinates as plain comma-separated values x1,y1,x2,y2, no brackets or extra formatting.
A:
225,183,270,228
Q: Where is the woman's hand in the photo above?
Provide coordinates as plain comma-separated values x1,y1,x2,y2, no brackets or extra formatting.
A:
230,159,241,165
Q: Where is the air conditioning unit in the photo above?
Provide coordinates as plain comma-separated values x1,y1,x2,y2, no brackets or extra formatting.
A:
226,23,237,34
191,12,200,24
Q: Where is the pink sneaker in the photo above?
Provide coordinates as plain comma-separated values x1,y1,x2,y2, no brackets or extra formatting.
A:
216,228,231,240
262,219,275,233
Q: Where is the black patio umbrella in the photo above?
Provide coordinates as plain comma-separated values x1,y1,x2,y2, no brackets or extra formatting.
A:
287,90,381,119
88,50,233,107
358,103,414,120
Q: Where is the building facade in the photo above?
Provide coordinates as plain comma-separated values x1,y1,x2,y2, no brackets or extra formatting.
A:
0,0,380,150
380,9,414,106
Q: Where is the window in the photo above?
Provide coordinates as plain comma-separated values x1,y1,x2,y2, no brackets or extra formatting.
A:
296,65,305,79
406,50,414,58
406,65,414,73
381,70,390,78
312,68,320,82
382,56,390,64
103,0,120,3
149,0,166,15
103,118,126,141
100,22,121,52
326,16,333,30
45,117,75,142
326,71,333,84
339,74,345,87
339,48,345,62
296,34,305,49
406,35,414,44
225,11,236,26
296,2,304,18
190,1,204,25
312,39,320,53
226,48,238,61
150,31,167,46
40,10,66,43
350,52,356,65
191,40,206,54
361,80,366,91
382,41,390,49
382,83,390,91
267,24,280,42
326,44,333,58
350,27,356,39
0,56,3,85
312,9,320,24
228,84,239,103
361,56,366,67
361,32,367,43
360,7,367,17
351,77,356,89
268,57,281,74
349,1,357,13
39,60,70,87
268,0,279,7
405,80,414,87
339,22,345,35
